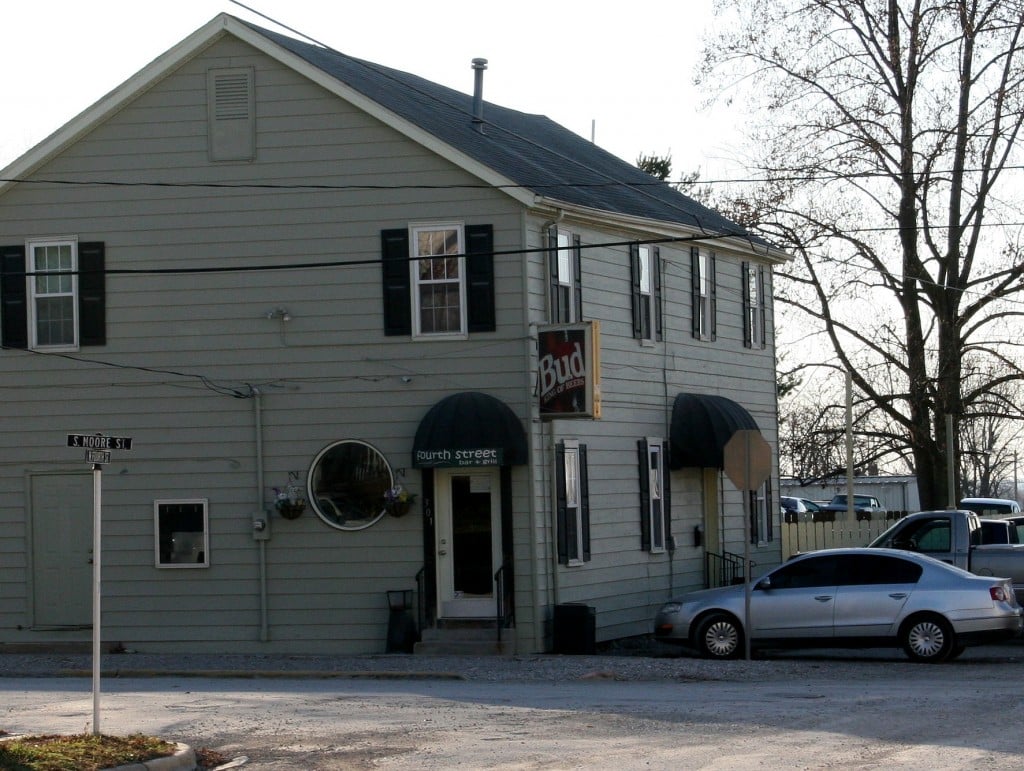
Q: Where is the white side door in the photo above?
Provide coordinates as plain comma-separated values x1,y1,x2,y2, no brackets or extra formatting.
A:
435,468,501,618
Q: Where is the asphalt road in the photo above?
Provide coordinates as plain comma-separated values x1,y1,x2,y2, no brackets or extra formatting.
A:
3,647,1024,769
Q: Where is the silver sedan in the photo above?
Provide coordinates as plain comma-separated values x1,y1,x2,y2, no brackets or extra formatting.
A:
654,547,1022,662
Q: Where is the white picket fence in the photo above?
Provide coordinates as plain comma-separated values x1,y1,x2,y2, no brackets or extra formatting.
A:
780,513,908,560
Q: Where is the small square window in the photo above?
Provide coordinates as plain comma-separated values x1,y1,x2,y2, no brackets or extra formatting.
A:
154,499,209,568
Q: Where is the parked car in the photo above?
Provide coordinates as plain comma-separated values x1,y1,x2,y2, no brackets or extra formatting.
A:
820,494,886,521
959,498,1022,516
780,496,823,523
653,547,1022,662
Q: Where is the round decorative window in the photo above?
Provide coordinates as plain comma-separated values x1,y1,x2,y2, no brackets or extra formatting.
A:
308,440,394,531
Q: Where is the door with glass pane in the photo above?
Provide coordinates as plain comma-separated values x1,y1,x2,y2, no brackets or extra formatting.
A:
435,468,501,618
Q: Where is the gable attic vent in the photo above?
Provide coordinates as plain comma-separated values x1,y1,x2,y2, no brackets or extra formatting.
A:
207,67,255,162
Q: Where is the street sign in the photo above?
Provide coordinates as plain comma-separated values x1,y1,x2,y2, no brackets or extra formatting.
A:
67,434,133,451
85,450,112,465
723,430,772,491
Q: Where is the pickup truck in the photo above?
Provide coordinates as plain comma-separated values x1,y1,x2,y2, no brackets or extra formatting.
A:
820,493,886,522
868,509,1024,603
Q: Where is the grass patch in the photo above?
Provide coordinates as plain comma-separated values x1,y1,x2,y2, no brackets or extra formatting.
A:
0,733,177,771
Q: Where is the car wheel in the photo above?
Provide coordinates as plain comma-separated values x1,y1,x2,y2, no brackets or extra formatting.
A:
947,645,967,660
695,613,743,659
901,614,955,662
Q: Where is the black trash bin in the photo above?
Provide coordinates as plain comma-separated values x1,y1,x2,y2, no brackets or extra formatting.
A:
552,603,596,654
385,590,417,653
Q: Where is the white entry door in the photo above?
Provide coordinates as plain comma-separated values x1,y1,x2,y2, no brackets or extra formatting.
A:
435,468,501,618
30,472,93,628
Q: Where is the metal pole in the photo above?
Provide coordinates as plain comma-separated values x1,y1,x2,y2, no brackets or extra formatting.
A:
845,372,853,519
91,463,102,735
743,432,752,661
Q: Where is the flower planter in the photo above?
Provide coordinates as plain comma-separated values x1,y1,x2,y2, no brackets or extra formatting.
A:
386,501,412,517
276,501,306,519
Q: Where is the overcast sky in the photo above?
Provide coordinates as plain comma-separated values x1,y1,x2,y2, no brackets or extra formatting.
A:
3,0,747,180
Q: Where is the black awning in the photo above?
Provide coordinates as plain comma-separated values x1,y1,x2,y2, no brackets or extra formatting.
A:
670,393,760,470
412,391,529,468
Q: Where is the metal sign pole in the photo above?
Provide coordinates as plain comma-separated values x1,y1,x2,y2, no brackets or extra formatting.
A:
743,432,752,661
92,462,102,736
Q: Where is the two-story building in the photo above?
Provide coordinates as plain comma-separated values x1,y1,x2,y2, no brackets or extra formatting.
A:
0,14,789,654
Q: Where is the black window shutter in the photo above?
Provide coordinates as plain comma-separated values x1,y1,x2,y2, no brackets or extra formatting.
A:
653,246,663,342
638,439,651,551
465,224,495,333
690,247,701,339
547,227,561,322
78,242,106,347
741,261,753,348
572,234,583,321
709,254,717,341
555,441,569,565
579,443,591,562
662,440,672,547
0,245,27,349
629,242,642,338
765,475,773,541
381,229,411,336
758,265,767,350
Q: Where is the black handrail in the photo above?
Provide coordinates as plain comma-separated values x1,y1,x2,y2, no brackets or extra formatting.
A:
494,561,513,642
705,550,745,587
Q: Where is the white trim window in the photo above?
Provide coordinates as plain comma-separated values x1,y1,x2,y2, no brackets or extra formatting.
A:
154,498,210,568
692,247,716,341
28,239,78,350
639,438,670,552
556,439,590,565
749,477,774,545
743,261,767,349
412,223,467,337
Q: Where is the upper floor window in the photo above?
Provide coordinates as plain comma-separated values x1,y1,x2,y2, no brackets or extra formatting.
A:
556,439,590,565
639,438,671,553
548,228,582,323
413,224,466,336
29,240,77,349
630,243,662,342
381,224,495,338
1,240,106,351
691,247,716,341
743,262,767,349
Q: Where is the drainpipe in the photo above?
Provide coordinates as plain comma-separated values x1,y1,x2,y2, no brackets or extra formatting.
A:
254,388,269,642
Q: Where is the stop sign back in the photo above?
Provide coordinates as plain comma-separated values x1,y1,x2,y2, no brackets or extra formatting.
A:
723,429,772,490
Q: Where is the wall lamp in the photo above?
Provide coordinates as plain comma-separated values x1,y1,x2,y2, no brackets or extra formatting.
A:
266,308,292,322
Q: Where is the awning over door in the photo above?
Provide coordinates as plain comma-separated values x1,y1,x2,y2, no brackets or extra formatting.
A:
670,392,760,470
413,391,529,468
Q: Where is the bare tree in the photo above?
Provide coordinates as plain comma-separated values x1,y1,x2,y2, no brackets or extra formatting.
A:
701,0,1024,509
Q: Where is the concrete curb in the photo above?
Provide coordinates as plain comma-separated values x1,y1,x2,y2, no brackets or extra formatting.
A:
104,742,196,771
55,668,466,680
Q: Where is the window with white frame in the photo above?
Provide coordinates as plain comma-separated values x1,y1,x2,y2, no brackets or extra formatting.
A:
691,247,716,341
556,439,590,564
28,239,77,349
154,499,209,568
748,477,774,544
743,261,767,349
639,438,669,552
549,229,581,323
412,223,466,336
630,243,661,342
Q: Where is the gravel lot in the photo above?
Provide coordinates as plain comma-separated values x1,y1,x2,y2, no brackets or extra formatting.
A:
3,641,1024,769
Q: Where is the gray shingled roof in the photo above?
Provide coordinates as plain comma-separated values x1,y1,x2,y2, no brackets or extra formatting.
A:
245,20,762,244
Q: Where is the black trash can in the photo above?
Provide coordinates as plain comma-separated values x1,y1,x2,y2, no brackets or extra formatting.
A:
552,603,596,654
385,590,417,654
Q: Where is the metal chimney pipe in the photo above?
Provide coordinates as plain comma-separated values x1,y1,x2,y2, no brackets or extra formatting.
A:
472,58,488,132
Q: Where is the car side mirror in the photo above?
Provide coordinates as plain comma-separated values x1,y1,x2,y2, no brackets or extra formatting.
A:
756,576,772,590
